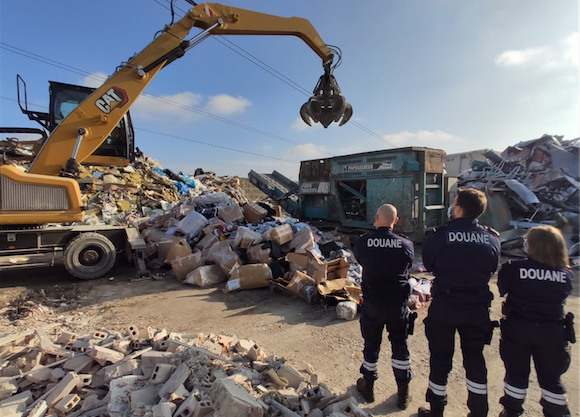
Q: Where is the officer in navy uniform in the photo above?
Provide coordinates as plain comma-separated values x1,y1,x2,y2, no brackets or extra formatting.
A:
497,225,574,417
418,188,501,417
352,203,415,409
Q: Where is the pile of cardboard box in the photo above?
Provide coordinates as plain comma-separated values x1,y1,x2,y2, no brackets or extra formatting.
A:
137,197,361,310
0,326,372,416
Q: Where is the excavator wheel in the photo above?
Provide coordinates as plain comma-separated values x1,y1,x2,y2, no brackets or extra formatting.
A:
64,232,116,280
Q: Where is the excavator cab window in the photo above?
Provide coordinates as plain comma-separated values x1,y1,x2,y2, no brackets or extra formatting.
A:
49,81,134,160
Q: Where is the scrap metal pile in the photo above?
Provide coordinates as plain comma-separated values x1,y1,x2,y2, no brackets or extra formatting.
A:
456,134,579,259
0,326,371,416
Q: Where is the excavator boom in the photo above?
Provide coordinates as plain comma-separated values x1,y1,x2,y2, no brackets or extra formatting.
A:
28,2,352,177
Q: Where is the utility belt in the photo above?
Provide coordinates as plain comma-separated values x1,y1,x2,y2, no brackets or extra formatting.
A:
434,283,488,296
502,303,576,344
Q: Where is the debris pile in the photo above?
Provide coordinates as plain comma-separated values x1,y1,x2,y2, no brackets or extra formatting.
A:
135,195,364,316
0,326,372,417
76,151,247,227
456,134,579,259
0,149,430,312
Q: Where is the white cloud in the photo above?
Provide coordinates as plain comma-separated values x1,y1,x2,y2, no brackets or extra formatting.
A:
495,48,544,66
382,130,465,151
132,92,203,123
284,143,329,161
495,32,579,68
291,117,313,131
206,94,250,115
560,33,579,67
79,72,107,88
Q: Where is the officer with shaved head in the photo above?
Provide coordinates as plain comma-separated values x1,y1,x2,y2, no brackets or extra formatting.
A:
353,203,415,409
418,188,501,417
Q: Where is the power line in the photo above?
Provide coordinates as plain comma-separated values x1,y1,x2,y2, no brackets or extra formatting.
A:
137,128,297,162
3,2,397,153
155,0,397,148
0,43,301,146
0,95,299,163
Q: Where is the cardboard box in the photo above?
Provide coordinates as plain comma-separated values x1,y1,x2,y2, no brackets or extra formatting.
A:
196,233,218,250
165,237,192,264
286,271,315,294
143,228,171,243
218,204,244,223
157,238,176,262
317,278,347,296
213,246,242,276
177,210,208,236
185,265,226,287
246,244,271,264
171,251,204,280
326,258,350,280
269,224,294,245
234,227,261,249
286,250,349,284
225,264,272,292
243,203,267,224
289,226,314,251
204,240,232,263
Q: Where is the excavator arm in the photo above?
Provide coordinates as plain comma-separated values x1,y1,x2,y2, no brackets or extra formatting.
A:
29,2,352,177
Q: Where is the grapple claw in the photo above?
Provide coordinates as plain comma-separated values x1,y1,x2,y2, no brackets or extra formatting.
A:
339,102,353,126
300,66,352,128
300,102,314,126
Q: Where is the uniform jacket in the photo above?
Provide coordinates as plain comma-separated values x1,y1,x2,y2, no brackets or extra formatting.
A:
353,227,414,304
498,257,573,321
422,217,501,304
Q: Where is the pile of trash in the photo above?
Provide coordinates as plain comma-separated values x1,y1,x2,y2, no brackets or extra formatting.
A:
77,153,431,313
134,195,367,314
0,326,372,416
456,134,579,261
76,150,247,227
0,149,432,312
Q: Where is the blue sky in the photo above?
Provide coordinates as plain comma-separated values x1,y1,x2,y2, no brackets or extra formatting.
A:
1,0,578,180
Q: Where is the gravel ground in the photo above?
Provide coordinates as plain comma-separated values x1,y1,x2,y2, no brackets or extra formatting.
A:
0,252,578,417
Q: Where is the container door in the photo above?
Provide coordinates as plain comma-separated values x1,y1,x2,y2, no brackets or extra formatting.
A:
366,176,415,234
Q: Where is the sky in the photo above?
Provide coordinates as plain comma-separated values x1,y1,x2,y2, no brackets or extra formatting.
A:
1,0,578,181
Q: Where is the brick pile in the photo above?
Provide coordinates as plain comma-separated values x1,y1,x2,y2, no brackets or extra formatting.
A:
0,326,371,417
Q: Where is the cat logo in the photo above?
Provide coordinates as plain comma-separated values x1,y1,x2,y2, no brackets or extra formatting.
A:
95,87,128,114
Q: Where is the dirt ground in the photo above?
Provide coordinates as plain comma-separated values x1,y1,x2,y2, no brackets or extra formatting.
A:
0,251,578,417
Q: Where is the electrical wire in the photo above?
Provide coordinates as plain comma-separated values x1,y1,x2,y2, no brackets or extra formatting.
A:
153,0,396,148
0,43,302,146
2,1,397,156
0,95,299,163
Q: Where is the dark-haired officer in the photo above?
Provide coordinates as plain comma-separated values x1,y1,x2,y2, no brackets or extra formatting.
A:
353,203,415,409
497,225,574,417
418,188,501,417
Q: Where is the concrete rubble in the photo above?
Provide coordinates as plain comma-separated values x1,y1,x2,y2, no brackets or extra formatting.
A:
453,134,579,266
0,326,372,417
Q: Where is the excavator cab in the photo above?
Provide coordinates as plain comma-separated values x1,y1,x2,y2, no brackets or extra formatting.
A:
48,81,135,166
10,76,135,168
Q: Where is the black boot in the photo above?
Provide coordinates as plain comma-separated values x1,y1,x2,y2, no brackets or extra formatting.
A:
498,408,520,417
418,404,444,417
397,385,411,410
356,377,375,402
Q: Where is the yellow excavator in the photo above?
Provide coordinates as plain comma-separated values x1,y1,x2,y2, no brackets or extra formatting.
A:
0,2,352,279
